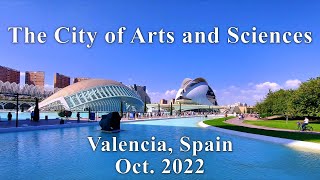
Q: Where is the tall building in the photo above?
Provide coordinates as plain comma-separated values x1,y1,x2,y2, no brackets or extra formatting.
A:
0,65,20,84
131,84,151,104
73,77,90,83
25,71,45,88
54,73,70,88
160,99,168,104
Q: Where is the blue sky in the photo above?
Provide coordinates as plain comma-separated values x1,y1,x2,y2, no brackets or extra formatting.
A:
0,0,319,105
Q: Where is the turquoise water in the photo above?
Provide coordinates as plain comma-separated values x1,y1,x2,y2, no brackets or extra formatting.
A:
0,117,320,179
0,112,92,121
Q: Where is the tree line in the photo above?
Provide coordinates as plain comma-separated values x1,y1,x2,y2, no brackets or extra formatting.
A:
255,77,320,118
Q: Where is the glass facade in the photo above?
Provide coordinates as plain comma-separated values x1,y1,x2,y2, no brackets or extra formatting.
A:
39,84,144,112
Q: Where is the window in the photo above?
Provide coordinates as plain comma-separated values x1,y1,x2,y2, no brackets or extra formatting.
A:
77,92,86,103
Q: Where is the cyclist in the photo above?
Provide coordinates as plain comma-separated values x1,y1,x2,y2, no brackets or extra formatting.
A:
302,117,309,131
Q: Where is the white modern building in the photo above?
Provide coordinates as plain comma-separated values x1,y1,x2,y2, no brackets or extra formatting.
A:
0,80,54,98
175,78,218,105
34,79,144,112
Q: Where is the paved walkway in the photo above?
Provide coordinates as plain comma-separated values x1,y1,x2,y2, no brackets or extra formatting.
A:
226,117,320,135
198,121,320,152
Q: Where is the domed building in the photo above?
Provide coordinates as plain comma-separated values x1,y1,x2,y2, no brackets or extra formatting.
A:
175,78,218,105
35,79,144,112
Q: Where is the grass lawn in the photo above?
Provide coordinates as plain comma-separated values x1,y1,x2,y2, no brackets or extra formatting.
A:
244,120,320,132
203,117,320,143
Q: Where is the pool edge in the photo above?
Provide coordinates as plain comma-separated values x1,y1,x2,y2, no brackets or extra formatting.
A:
0,116,204,134
0,122,99,133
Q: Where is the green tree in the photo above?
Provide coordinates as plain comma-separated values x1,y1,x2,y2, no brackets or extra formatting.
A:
290,77,320,117
255,90,274,116
255,89,294,120
255,77,320,119
271,89,294,122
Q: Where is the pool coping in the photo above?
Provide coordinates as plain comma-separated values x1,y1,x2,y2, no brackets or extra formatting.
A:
198,121,320,153
0,116,204,133
0,122,100,133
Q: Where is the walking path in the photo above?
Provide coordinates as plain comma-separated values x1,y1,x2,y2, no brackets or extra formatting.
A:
226,117,320,135
198,121,320,152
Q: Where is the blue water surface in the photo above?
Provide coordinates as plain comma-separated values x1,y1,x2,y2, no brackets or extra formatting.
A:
0,117,319,180
0,112,95,121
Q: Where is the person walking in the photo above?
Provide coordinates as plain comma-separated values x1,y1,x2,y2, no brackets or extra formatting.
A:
7,112,12,121
77,112,81,122
31,111,34,121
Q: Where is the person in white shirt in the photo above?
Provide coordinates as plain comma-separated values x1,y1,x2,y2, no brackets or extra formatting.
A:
302,117,309,130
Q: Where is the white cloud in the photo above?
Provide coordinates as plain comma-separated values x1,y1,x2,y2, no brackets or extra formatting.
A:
165,89,177,96
228,85,237,89
284,79,301,89
255,82,281,91
44,84,54,90
147,89,177,103
216,79,301,106
252,94,264,101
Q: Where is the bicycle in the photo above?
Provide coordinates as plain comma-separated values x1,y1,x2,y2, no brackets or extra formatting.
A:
297,122,313,131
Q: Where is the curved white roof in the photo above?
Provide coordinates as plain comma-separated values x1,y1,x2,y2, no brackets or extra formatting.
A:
176,77,217,105
40,79,125,104
181,77,208,89
181,78,192,88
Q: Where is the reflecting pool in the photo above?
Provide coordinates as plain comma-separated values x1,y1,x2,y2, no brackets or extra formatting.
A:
0,117,319,179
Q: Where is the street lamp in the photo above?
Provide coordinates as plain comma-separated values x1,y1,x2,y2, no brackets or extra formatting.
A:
0,92,35,127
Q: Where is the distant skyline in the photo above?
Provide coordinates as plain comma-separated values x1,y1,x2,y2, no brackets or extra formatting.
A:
1,0,320,105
